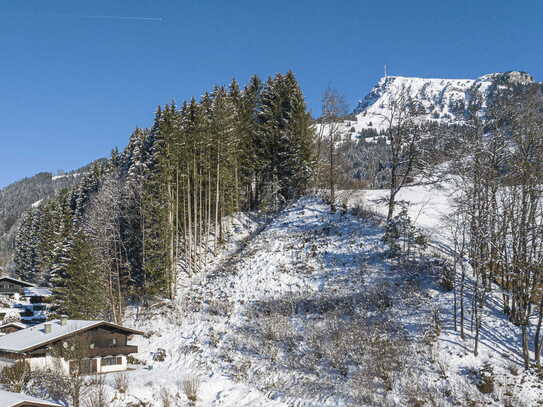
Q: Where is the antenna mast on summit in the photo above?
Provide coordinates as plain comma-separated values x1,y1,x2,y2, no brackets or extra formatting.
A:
384,64,388,79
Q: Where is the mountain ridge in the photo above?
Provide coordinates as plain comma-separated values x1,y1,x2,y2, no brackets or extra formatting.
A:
347,70,537,134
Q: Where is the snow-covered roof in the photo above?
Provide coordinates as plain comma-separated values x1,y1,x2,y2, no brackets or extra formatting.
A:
0,321,26,330
0,319,143,353
23,287,52,297
0,275,35,287
0,389,62,407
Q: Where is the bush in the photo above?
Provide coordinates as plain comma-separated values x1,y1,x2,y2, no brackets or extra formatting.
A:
152,348,167,362
22,368,71,405
84,375,110,407
507,362,519,376
351,203,382,225
0,360,31,392
114,373,129,394
206,297,233,317
127,355,146,365
477,361,494,394
159,388,172,407
182,375,200,404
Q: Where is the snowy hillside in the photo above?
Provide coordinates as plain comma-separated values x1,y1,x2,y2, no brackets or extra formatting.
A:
115,199,442,406
338,71,535,137
66,192,542,406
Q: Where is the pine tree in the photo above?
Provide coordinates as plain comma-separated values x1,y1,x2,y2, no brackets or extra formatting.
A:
257,73,314,207
52,230,106,319
14,209,40,281
142,106,174,298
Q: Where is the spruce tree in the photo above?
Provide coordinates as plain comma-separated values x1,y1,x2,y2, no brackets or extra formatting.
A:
52,230,106,319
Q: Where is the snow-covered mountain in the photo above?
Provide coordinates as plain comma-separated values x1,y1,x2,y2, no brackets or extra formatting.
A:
344,71,535,135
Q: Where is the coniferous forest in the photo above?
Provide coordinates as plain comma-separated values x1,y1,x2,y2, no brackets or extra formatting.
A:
13,72,314,322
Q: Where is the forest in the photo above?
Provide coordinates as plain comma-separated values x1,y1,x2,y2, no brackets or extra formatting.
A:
11,70,543,374
12,72,314,323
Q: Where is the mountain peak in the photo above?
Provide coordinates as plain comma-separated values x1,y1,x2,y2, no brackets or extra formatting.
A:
349,71,537,134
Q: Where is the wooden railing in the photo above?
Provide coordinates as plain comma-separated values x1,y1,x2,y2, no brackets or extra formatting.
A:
0,288,22,294
88,345,138,357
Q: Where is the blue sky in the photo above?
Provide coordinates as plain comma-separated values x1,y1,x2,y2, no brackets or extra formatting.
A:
1,1,542,187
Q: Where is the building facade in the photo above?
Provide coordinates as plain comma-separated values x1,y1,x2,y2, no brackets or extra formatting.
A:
0,276,35,297
0,318,142,375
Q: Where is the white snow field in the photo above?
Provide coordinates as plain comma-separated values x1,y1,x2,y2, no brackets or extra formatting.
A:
27,188,538,406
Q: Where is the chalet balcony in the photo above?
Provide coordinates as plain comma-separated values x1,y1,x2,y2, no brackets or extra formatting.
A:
0,288,22,295
88,345,138,357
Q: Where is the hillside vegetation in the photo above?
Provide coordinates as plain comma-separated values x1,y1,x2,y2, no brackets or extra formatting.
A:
5,70,543,406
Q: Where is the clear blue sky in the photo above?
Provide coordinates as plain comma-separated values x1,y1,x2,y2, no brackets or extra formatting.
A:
1,0,542,188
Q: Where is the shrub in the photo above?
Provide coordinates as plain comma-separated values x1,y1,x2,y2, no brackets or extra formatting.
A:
507,362,519,376
439,261,455,291
159,388,172,407
152,348,167,362
127,355,146,365
366,283,393,311
351,203,382,226
0,360,31,392
477,361,494,394
84,375,110,407
24,368,71,403
114,373,129,394
206,297,233,317
182,375,200,404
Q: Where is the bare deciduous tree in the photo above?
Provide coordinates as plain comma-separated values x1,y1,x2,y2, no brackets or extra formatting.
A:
450,83,543,367
318,87,348,212
376,86,424,222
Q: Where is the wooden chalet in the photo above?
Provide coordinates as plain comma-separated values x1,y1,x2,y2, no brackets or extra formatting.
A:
0,317,143,375
0,276,35,296
0,389,62,407
0,321,26,335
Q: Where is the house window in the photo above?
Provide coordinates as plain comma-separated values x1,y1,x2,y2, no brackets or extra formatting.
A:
102,356,122,366
112,338,117,346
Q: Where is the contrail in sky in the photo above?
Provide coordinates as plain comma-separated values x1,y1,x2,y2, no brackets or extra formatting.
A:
81,15,163,22
3,12,164,22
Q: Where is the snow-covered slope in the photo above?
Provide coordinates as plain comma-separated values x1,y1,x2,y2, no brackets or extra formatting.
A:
117,199,440,406
12,192,541,405
341,71,534,136
83,192,542,406
341,185,543,406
